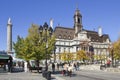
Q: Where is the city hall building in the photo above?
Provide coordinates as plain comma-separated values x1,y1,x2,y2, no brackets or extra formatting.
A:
54,8,111,62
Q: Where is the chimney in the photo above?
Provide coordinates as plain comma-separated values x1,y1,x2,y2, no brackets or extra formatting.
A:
98,27,102,37
50,18,53,29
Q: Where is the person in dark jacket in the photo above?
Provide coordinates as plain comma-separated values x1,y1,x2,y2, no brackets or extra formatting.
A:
52,63,55,73
57,63,59,70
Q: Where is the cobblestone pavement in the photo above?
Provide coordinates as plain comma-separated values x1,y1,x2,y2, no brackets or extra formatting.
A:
0,72,47,80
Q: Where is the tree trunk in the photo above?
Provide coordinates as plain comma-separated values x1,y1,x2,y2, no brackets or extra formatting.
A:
36,60,39,73
27,61,31,68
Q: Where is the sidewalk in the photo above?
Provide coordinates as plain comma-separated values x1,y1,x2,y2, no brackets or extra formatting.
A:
80,64,101,71
0,72,46,80
80,64,120,73
0,67,64,80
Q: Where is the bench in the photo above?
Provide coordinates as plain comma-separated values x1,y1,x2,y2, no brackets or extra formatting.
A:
29,67,42,72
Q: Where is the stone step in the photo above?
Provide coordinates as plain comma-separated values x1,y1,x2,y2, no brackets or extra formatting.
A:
106,68,120,72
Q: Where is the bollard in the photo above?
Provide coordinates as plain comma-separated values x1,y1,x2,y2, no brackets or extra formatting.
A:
42,71,51,80
42,71,46,78
45,71,47,79
47,71,51,80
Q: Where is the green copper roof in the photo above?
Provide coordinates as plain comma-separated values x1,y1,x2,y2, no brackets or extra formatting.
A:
0,54,11,59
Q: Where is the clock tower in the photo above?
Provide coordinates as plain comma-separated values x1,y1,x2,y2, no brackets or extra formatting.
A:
74,8,83,34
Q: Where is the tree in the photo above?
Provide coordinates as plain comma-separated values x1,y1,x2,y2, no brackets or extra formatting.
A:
13,36,32,61
93,54,99,61
60,52,74,62
112,38,120,60
13,24,56,69
67,52,74,61
60,52,67,61
76,50,89,63
13,36,33,68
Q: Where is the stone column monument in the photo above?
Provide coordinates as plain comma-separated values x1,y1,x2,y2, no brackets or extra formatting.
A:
7,18,13,55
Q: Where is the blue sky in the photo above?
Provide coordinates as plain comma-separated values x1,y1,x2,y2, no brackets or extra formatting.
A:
0,0,120,51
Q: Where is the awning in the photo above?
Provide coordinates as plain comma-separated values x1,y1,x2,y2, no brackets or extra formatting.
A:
0,54,11,60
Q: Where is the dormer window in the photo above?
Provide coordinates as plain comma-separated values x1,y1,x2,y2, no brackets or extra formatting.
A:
64,35,66,39
106,39,109,43
58,35,62,39
68,36,71,39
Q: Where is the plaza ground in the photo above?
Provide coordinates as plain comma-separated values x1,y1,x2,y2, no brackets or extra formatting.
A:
0,64,120,80
0,69,120,80
0,72,46,80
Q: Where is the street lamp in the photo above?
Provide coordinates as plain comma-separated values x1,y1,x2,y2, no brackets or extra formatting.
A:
39,22,53,71
89,46,94,64
53,46,56,63
111,48,114,67
39,25,43,36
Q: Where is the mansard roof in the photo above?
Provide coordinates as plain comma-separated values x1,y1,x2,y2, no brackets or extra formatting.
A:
85,29,110,42
54,26,75,40
54,27,110,43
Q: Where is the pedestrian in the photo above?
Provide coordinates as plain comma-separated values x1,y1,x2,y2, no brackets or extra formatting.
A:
107,60,111,67
76,62,80,71
62,64,67,76
57,63,59,71
68,65,72,77
24,61,28,72
52,63,55,73
62,63,64,68
73,63,77,71
8,60,13,72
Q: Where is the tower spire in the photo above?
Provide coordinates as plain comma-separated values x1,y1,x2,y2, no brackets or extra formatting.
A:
76,3,79,10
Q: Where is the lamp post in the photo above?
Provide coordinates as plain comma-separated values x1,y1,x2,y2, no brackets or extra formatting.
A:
89,46,94,64
39,22,53,71
111,48,114,67
54,46,56,63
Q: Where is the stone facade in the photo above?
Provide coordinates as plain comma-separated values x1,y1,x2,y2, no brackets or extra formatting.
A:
54,8,111,62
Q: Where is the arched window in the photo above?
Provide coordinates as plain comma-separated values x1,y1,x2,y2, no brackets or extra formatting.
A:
64,48,66,52
69,48,70,52
76,46,79,51
64,42,66,45
78,18,80,23
59,47,61,53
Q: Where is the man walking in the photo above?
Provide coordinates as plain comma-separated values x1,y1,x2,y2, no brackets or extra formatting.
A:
52,63,55,73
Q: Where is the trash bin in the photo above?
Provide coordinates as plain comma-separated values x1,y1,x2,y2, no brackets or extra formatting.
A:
100,65,102,70
42,71,51,80
46,71,51,80
42,71,47,78
100,65,105,70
